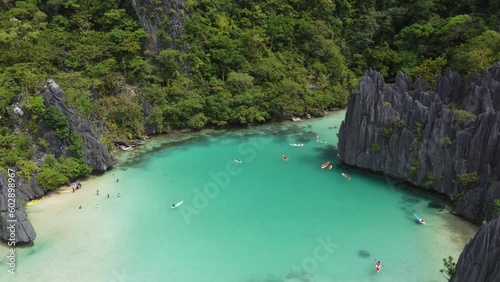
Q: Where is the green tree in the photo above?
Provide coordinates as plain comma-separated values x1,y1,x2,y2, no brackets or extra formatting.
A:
43,106,70,139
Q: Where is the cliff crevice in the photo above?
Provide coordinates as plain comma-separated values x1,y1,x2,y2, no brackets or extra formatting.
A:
338,63,500,223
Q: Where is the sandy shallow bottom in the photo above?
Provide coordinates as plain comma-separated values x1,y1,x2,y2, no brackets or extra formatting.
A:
0,111,479,282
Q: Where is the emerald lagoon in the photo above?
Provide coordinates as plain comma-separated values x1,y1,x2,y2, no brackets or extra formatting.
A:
1,111,477,282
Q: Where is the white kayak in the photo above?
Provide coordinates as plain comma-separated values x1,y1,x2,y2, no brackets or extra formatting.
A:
234,159,243,163
290,143,304,146
171,201,184,209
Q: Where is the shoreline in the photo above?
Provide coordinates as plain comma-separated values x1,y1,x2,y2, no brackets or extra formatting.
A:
0,111,479,282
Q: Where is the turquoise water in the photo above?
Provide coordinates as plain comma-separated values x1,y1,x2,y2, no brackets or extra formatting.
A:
1,111,477,282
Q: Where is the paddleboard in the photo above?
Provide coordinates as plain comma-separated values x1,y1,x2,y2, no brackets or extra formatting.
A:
342,173,351,179
171,201,184,209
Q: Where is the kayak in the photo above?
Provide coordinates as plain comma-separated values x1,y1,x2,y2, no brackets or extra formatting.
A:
171,201,184,209
342,173,351,179
321,162,329,169
234,159,243,163
415,214,426,224
290,143,304,146
26,198,42,207
316,139,327,143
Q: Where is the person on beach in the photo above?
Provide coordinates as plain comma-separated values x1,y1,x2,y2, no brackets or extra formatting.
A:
96,189,100,195
72,187,75,193
116,179,119,182
95,203,99,209
79,205,82,209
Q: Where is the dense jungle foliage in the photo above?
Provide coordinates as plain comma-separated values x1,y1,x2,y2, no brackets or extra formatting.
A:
0,0,499,187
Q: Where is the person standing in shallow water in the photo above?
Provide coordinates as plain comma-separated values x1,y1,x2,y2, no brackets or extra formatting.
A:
118,193,121,197
96,189,100,195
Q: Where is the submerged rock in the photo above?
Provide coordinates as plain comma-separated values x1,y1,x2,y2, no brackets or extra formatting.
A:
428,201,446,209
358,250,370,258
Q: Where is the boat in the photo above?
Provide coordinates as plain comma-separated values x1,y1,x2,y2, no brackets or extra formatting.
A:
321,162,330,169
234,159,243,163
171,201,184,209
26,198,43,207
341,173,351,179
316,139,327,143
119,145,133,151
415,214,426,224
290,143,304,146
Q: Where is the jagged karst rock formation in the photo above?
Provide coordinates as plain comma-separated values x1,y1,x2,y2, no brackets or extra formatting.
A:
451,214,500,282
338,63,500,223
129,0,188,54
1,79,116,244
0,174,41,244
41,78,115,171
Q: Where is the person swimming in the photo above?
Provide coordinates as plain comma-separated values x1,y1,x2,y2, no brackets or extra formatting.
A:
282,155,288,161
118,193,121,197
107,193,110,198
376,261,382,273
328,165,333,170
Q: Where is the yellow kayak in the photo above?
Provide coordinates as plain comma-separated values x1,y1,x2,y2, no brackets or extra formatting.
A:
26,198,43,206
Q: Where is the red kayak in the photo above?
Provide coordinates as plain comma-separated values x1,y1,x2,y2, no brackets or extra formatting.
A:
321,161,329,169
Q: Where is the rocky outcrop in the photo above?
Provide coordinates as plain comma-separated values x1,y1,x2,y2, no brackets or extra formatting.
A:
129,0,188,54
40,79,115,171
338,62,500,223
451,214,500,282
0,174,40,244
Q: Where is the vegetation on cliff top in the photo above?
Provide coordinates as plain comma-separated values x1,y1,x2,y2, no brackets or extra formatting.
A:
0,0,499,186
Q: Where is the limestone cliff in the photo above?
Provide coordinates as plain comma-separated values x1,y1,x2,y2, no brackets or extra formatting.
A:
40,79,115,171
129,0,188,54
338,63,500,223
0,79,115,244
0,174,40,244
451,214,500,282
